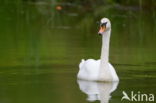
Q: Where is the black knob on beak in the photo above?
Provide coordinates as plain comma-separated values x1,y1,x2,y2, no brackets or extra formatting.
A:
98,32,102,36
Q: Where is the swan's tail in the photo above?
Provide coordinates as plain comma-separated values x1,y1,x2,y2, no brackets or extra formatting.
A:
79,59,85,69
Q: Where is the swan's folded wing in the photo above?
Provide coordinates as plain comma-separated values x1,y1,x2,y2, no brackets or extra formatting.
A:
79,59,85,69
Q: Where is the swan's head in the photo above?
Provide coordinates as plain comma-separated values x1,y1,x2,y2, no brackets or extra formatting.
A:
98,18,111,35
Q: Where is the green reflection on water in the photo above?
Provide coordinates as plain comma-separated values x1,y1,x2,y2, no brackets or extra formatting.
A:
0,1,156,103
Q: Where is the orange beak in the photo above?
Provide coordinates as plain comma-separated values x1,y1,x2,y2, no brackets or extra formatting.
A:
98,26,106,35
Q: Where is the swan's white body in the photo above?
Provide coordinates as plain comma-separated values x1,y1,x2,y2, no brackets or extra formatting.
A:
78,59,119,81
77,18,119,82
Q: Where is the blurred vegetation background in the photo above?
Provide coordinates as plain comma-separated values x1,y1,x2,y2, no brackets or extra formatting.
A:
0,0,156,67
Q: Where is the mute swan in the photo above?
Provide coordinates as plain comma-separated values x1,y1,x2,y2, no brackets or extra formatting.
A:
77,80,119,103
77,18,119,81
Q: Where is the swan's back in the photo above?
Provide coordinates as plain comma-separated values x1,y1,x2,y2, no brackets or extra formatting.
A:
77,59,119,81
77,59,100,81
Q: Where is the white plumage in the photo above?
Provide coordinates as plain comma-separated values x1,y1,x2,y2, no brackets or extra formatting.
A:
77,18,119,82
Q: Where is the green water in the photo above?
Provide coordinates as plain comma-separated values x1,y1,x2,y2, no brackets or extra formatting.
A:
0,1,156,103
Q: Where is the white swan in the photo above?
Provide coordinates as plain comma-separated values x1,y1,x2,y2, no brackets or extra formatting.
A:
77,18,119,81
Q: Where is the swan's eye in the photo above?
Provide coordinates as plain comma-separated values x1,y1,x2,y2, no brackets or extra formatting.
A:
101,22,107,27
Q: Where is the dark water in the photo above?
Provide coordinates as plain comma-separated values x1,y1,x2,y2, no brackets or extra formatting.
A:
0,1,156,103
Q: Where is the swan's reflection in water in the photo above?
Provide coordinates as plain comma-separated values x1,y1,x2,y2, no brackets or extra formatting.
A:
77,80,119,103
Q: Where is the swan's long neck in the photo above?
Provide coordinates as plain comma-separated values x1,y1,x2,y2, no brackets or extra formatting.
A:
99,29,112,81
100,30,111,63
